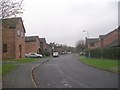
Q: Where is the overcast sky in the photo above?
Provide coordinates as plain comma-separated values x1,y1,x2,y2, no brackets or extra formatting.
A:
22,0,119,47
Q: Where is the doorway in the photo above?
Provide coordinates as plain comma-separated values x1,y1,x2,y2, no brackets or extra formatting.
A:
19,45,22,58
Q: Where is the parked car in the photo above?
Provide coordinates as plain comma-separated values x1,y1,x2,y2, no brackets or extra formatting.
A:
25,54,30,58
61,51,67,55
53,52,59,57
25,53,43,58
67,52,71,54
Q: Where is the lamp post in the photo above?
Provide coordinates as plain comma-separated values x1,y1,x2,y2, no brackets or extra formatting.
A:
83,30,90,58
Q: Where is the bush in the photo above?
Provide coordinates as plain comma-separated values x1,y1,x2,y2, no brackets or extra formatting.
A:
85,47,120,59
43,51,51,57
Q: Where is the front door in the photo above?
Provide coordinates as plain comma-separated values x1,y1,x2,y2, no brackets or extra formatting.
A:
19,45,22,58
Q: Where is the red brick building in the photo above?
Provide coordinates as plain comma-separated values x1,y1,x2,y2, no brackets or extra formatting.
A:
99,27,120,48
85,27,120,50
39,38,48,54
45,44,52,54
2,17,26,59
25,36,41,54
85,38,99,50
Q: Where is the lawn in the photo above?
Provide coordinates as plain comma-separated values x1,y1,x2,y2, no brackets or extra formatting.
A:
2,58,39,76
3,58,39,63
17,58,39,63
2,64,17,76
0,64,2,75
80,57,120,73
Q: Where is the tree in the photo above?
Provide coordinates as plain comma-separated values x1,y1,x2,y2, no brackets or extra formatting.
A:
0,0,24,19
76,40,85,54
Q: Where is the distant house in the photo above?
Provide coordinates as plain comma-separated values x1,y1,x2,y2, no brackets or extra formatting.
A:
45,43,52,54
49,43,63,54
85,38,99,50
39,38,47,54
25,36,41,54
2,17,26,59
99,27,120,48
54,45,63,55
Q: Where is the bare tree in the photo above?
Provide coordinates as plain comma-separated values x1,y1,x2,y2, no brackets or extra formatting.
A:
0,0,24,19
76,40,85,54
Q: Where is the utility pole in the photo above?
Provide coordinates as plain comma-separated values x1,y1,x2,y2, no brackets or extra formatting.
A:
83,30,90,58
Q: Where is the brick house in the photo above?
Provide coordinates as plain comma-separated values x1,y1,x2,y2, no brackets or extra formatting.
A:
2,17,26,59
39,38,47,54
99,27,120,48
25,36,41,54
85,27,120,50
45,43,52,55
49,43,63,54
85,37,99,50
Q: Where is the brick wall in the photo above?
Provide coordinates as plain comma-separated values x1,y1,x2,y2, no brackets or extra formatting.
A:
88,42,99,50
15,20,25,59
102,30,118,48
54,47,63,54
25,38,40,54
2,18,26,59
2,27,16,59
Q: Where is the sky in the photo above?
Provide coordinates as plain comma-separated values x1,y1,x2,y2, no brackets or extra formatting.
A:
22,0,119,47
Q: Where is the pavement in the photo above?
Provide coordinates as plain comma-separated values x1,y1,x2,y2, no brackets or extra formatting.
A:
34,54,118,88
2,57,51,88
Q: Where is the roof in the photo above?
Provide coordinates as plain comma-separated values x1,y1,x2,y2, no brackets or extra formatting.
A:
106,40,120,47
99,26,120,40
99,35,106,39
39,38,46,43
1,17,26,33
105,27,120,37
25,36,39,42
87,38,99,44
117,26,120,32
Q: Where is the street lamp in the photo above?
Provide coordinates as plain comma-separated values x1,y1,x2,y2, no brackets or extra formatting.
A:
83,30,90,58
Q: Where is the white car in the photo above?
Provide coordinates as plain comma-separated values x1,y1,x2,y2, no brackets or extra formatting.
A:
25,53,43,58
53,52,59,57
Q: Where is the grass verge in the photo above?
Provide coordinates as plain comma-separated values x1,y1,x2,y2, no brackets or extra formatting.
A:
17,58,39,63
0,64,2,75
80,57,120,73
2,64,17,76
2,58,39,76
3,58,39,63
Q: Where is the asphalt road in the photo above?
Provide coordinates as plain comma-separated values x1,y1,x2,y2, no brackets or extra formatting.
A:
34,54,118,88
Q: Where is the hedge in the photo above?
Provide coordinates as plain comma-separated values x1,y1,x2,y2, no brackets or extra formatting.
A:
85,47,120,59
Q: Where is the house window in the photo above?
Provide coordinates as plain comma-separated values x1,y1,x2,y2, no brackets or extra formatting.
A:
21,32,24,37
17,30,20,36
3,44,7,52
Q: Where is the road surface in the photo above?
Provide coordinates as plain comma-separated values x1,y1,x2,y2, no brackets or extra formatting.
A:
34,54,118,88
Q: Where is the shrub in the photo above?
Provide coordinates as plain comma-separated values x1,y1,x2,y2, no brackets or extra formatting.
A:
43,51,51,56
85,47,120,59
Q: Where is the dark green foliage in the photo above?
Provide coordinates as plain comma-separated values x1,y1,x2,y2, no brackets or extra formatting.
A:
44,51,51,56
85,47,120,59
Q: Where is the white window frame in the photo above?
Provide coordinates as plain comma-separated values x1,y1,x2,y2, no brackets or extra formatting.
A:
21,32,24,37
17,30,20,36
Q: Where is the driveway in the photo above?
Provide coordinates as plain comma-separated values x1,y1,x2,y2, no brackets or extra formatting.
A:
34,54,118,88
